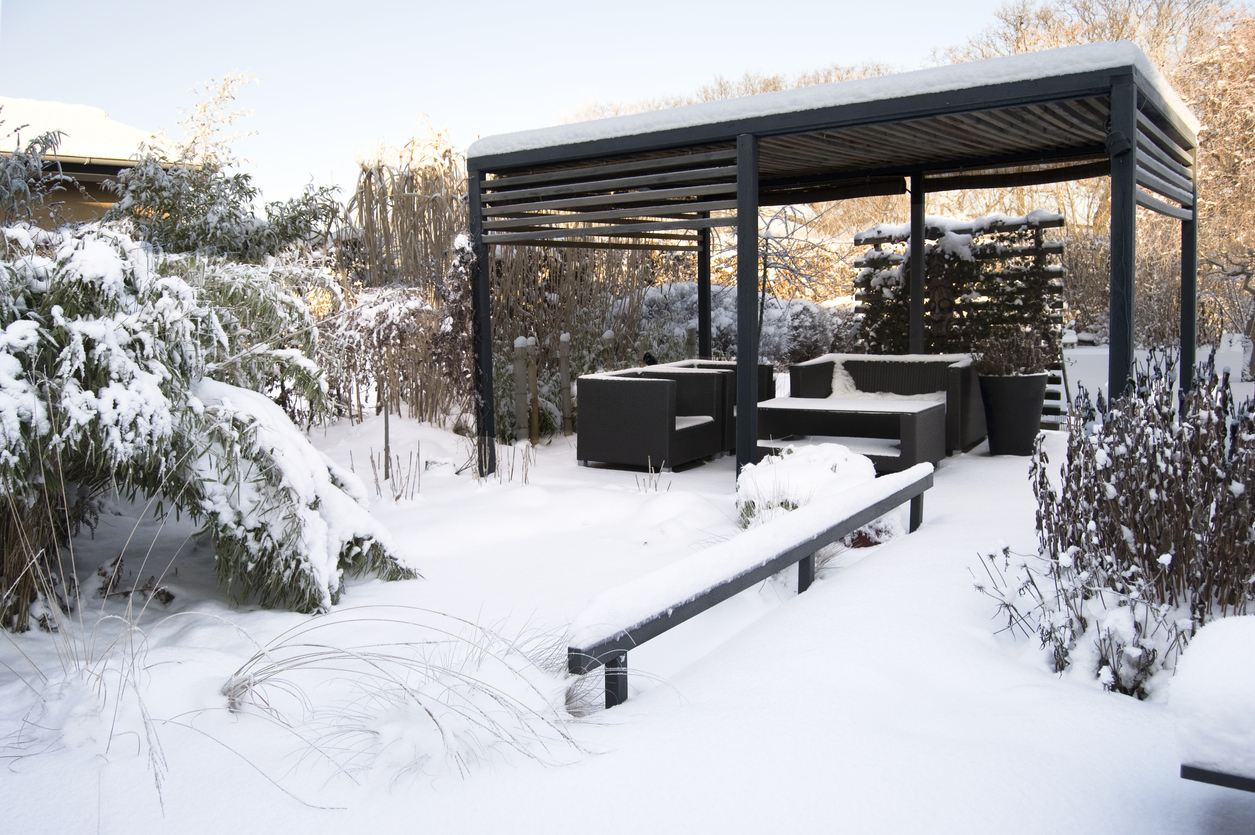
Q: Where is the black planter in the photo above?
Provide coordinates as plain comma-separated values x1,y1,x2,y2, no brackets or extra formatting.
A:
978,373,1048,456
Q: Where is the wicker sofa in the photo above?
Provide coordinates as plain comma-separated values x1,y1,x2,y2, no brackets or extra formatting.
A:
576,367,727,470
780,353,986,455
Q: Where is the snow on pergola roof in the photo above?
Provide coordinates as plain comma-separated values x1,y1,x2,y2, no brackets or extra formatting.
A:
470,42,1196,161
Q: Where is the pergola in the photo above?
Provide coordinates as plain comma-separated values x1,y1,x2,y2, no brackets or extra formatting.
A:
466,41,1200,475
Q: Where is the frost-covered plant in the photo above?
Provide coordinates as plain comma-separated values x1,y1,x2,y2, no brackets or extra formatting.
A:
0,225,413,630
222,606,579,779
972,326,1053,376
978,352,1255,698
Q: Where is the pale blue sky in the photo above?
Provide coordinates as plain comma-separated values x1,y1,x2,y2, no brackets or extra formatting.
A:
1,0,1009,202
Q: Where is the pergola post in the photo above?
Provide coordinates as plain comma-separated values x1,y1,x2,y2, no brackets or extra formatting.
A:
736,134,760,473
1180,182,1199,397
468,164,496,476
697,215,712,359
909,174,926,354
1108,74,1138,400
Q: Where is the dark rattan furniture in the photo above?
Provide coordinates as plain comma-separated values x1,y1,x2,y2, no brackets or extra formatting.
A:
784,353,985,454
576,368,726,470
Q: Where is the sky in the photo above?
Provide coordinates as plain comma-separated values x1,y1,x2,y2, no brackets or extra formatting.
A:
1,0,1009,204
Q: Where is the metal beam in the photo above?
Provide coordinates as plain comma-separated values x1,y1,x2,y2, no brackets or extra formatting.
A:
1181,182,1198,397
910,174,926,354
698,213,712,359
1108,74,1138,400
736,134,760,474
924,160,1110,192
468,165,496,476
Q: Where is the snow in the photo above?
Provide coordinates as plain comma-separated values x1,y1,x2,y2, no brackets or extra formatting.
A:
470,43,1196,158
1173,617,1255,780
0,343,1254,832
0,95,154,161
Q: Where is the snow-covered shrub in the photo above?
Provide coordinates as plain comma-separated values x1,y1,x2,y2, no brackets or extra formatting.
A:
824,300,863,353
980,353,1255,698
167,253,334,427
106,155,340,259
736,444,902,555
0,225,413,630
634,281,848,368
783,299,834,365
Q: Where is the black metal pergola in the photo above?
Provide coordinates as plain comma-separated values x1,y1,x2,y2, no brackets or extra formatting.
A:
467,42,1199,475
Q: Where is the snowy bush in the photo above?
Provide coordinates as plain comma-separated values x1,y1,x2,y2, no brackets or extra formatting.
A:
635,281,857,368
979,353,1255,698
106,155,340,259
0,225,414,630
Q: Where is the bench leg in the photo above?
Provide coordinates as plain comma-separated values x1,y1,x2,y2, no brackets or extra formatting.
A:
605,651,628,708
798,554,815,593
910,494,924,532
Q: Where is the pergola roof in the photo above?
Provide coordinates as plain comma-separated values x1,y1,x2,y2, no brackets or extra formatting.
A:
471,41,1195,162
465,41,1201,475
468,42,1196,255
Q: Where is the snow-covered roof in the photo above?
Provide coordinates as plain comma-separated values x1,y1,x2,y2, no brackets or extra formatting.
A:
0,95,154,163
470,42,1196,160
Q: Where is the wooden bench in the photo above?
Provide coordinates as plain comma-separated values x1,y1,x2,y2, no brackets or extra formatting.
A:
567,463,934,708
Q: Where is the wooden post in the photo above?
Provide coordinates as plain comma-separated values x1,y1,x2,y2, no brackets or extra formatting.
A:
513,337,528,442
382,373,391,480
736,134,760,474
1108,74,1137,401
527,337,540,445
559,332,573,435
910,173,926,354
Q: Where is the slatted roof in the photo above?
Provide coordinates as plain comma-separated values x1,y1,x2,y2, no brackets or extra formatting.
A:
467,42,1197,252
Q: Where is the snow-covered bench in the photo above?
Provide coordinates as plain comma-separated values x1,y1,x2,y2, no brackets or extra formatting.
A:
567,463,934,708
762,353,985,462
1174,617,1255,793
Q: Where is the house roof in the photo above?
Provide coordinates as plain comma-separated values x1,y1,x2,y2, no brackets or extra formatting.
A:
1,95,154,169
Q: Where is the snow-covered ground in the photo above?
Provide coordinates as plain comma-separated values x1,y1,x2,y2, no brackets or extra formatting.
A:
2,345,1254,834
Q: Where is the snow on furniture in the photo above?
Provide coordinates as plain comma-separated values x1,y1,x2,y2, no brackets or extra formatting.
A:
771,352,985,457
1174,617,1255,793
576,367,726,471
758,397,946,474
567,463,934,708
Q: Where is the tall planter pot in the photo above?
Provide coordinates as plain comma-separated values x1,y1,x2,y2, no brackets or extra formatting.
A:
978,373,1048,456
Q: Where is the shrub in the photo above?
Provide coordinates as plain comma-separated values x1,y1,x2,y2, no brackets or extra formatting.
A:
0,225,413,630
978,352,1255,697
